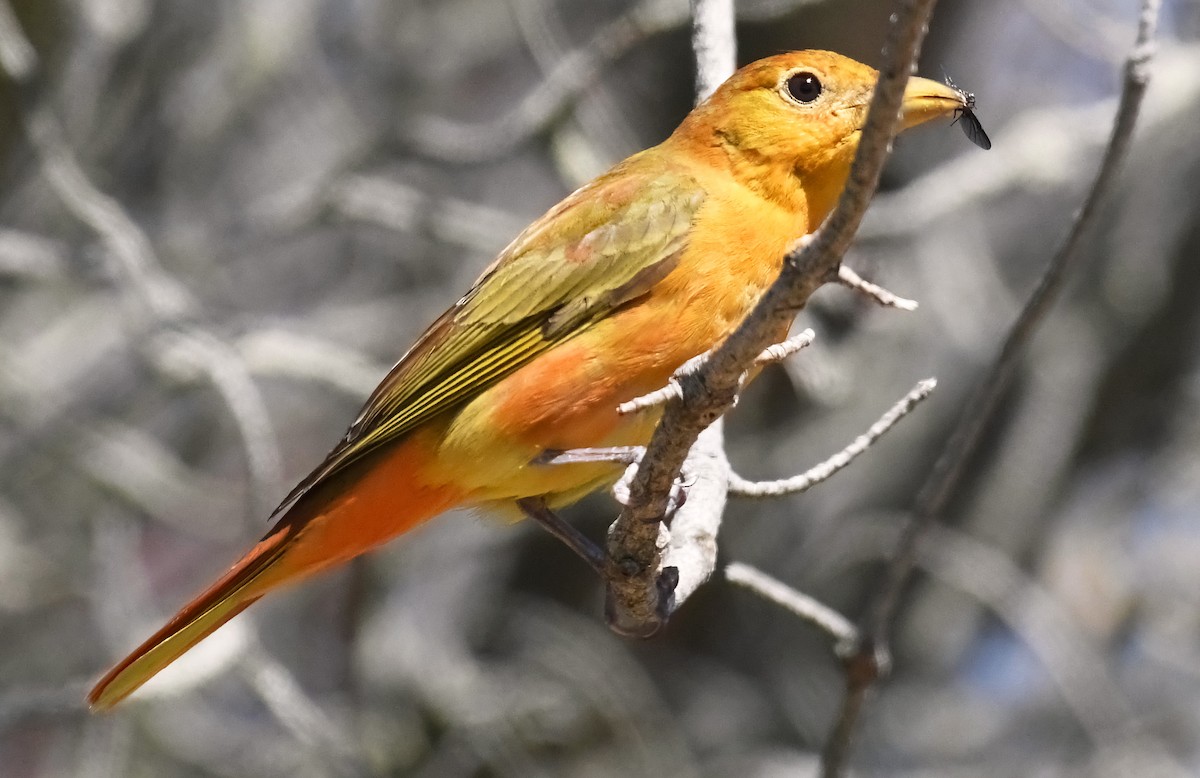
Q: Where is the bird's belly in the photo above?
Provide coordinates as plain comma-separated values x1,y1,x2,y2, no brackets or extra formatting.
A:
427,303,714,506
425,218,793,508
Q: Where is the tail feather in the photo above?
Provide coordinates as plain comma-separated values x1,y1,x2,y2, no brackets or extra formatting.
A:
87,527,294,711
88,428,465,711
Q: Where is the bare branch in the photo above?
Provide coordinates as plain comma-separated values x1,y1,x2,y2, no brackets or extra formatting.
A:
605,0,942,642
823,2,1163,774
870,0,1161,658
616,371,693,416
725,562,858,652
656,420,728,610
617,329,815,415
729,378,936,498
753,330,818,366
836,263,918,310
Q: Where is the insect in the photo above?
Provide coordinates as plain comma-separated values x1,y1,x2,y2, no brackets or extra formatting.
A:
944,74,992,151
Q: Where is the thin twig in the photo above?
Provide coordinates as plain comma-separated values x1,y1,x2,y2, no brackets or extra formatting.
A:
617,330,815,415
151,330,284,506
821,2,1162,775
754,330,818,365
729,378,936,497
605,0,942,643
837,264,918,310
725,562,858,652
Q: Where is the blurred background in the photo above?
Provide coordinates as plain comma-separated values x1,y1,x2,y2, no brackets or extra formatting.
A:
2,0,1200,775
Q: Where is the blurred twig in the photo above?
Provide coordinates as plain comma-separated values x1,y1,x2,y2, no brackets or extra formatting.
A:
1018,0,1129,63
822,1,1163,774
0,229,68,280
918,526,1138,746
512,0,641,177
690,0,735,100
243,641,368,777
0,1,283,512
407,0,835,162
407,0,685,162
327,174,526,253
862,45,1200,243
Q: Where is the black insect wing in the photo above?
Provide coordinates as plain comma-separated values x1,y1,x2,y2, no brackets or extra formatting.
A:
943,73,992,151
956,106,992,150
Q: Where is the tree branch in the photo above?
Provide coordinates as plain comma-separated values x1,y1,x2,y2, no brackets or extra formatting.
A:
617,329,814,415
604,0,943,641
837,263,918,311
725,562,858,652
821,1,1163,774
729,378,936,498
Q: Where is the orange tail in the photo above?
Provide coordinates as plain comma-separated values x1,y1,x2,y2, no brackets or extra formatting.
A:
87,525,294,710
88,434,465,711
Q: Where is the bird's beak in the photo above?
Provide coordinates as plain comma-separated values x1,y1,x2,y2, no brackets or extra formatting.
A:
900,76,965,129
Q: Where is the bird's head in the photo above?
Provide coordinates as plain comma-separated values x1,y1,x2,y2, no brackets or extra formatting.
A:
672,50,966,218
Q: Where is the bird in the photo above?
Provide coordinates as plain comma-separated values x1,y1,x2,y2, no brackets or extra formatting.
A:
88,50,972,710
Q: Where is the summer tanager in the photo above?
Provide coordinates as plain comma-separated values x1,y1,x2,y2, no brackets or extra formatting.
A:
89,50,969,710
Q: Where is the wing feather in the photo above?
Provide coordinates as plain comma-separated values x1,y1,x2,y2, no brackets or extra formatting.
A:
271,166,704,516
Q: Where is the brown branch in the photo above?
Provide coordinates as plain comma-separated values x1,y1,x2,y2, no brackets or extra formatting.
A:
821,1,1162,774
604,0,943,640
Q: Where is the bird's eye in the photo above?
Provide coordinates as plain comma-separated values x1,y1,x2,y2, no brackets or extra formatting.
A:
785,71,822,103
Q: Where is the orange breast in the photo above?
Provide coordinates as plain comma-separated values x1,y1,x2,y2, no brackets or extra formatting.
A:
430,180,806,507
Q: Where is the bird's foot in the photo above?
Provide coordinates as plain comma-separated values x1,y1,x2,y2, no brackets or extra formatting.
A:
611,460,689,520
516,497,606,576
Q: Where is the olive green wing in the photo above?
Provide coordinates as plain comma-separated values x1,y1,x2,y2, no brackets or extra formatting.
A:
271,168,704,516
